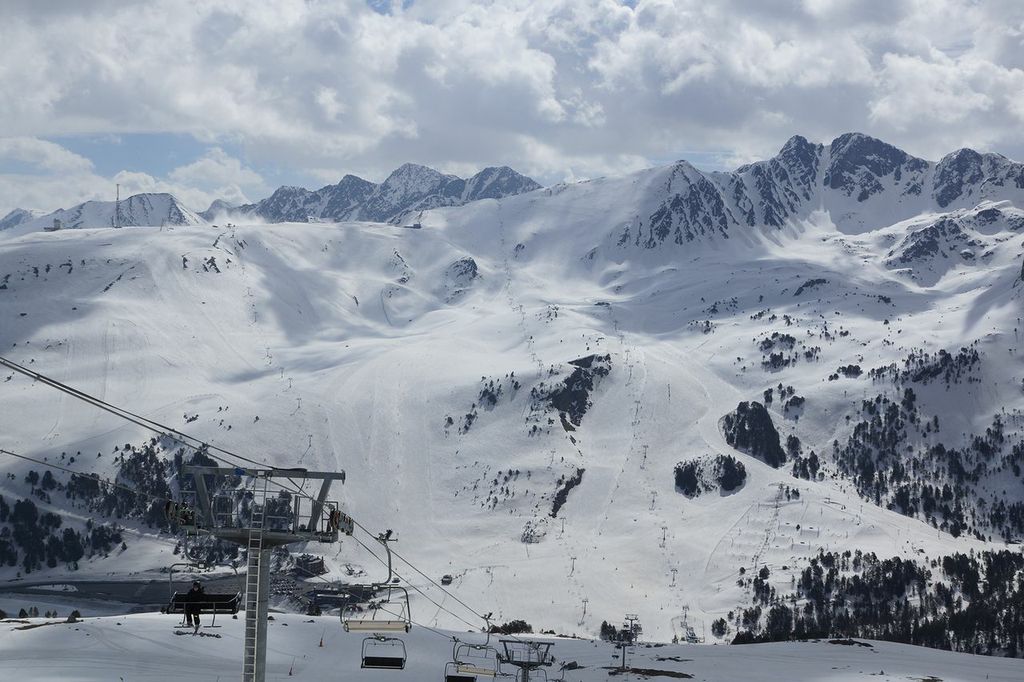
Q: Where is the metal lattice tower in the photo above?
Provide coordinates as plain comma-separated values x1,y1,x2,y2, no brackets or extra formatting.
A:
242,474,269,680
179,466,350,682
500,640,555,682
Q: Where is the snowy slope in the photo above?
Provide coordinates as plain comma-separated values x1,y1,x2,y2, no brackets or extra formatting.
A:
2,612,1022,682
1,133,1024,657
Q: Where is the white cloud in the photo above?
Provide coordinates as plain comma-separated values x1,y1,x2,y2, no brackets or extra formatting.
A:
0,137,94,174
1,0,1024,213
167,147,267,206
0,137,264,214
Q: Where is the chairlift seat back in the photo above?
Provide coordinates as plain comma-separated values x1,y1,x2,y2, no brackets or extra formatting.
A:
361,636,407,670
166,591,241,614
458,663,497,676
362,656,406,670
344,619,409,633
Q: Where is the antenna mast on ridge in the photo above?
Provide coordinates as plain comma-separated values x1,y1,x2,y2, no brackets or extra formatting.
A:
115,183,122,229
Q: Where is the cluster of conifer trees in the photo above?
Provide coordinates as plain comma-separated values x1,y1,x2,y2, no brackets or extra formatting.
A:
734,549,1024,657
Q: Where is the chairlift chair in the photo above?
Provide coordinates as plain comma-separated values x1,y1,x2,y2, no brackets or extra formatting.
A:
342,584,412,633
347,586,410,670
341,529,413,670
444,641,500,681
164,561,241,627
362,635,408,670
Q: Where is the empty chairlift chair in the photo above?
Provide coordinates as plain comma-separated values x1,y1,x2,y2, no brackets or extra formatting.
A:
340,529,414,670
362,635,409,670
343,584,413,670
444,640,500,681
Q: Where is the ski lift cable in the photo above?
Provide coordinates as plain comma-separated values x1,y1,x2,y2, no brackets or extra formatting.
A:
347,525,535,647
4,359,535,644
350,518,504,633
0,356,322,504
0,354,283,473
349,532,482,632
347,533,484,633
2,446,534,650
362,601,454,642
305,530,494,641
0,447,175,505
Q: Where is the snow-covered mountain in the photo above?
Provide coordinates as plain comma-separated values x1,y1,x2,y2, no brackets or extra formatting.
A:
235,164,541,224
0,208,43,232
199,198,237,222
2,133,1024,659
7,193,203,236
613,133,1024,246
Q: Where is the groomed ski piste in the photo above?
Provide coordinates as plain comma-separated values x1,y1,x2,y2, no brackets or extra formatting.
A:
2,139,1024,678
3,612,1023,681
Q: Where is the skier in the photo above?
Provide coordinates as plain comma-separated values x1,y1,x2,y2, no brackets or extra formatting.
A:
185,580,204,633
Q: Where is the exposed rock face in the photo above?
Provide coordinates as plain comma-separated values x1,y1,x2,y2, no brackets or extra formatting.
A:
721,401,786,468
625,132,1024,248
443,257,480,302
933,148,1024,208
824,132,929,202
237,164,539,224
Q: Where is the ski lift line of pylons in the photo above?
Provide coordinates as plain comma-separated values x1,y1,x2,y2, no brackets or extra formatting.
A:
0,355,330,506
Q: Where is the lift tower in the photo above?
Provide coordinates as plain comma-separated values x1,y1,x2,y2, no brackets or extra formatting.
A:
178,465,351,682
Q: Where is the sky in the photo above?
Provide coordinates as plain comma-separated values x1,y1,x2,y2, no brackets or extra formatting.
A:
1,0,1023,216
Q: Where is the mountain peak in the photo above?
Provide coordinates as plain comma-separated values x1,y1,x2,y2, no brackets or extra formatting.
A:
200,199,236,221
778,134,814,155
239,163,540,225
0,208,42,231
386,163,451,182
824,132,928,202
464,166,541,201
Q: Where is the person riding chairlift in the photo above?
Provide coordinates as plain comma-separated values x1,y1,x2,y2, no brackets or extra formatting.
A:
185,580,205,633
